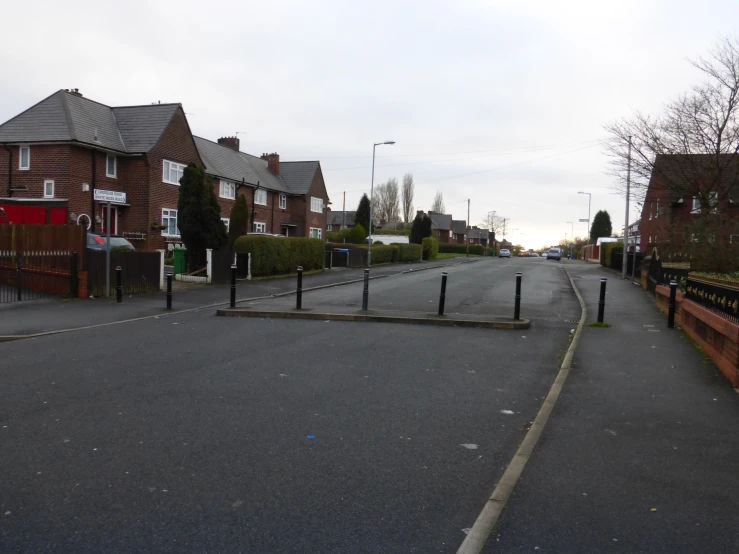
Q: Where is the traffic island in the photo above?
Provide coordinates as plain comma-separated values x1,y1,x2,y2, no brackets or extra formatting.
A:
215,307,530,330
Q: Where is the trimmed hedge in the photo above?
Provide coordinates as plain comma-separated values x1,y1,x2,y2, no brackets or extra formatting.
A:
600,242,623,268
422,236,439,261
377,228,411,236
438,242,484,255
394,243,422,262
369,245,395,265
233,235,324,276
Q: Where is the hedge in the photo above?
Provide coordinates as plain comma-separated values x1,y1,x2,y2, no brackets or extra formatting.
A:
422,236,439,261
438,242,484,255
369,245,395,265
394,243,422,262
233,235,324,276
600,242,623,269
376,228,411,236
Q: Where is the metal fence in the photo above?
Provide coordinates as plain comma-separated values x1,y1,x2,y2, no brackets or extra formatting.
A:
87,250,161,297
685,276,739,324
0,251,74,303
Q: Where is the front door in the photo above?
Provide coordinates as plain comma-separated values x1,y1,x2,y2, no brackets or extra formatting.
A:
101,205,118,234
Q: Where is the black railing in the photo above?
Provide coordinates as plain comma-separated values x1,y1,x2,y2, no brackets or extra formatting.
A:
685,277,739,324
0,251,73,303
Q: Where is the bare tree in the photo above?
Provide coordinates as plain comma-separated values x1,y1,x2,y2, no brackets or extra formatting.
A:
383,177,400,222
431,191,445,213
402,173,415,223
479,213,506,236
604,36,739,207
372,183,386,222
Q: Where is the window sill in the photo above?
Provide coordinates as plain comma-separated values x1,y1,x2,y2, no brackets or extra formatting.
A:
163,181,180,186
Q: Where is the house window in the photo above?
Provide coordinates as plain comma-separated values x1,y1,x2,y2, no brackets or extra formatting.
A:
311,196,323,213
730,234,739,244
253,222,266,233
709,191,718,213
43,180,54,198
221,218,230,231
106,154,117,178
162,209,179,237
309,227,322,239
279,194,287,209
655,200,659,219
219,180,236,200
691,233,699,243
162,160,186,185
255,189,267,206
648,236,652,244
691,196,701,214
19,146,30,170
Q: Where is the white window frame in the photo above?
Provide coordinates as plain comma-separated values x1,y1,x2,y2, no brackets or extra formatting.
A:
19,145,30,170
279,194,287,209
221,218,230,231
309,227,322,239
311,196,323,213
43,179,54,198
253,221,266,233
162,208,180,237
254,189,267,206
709,191,718,213
691,233,699,243
219,180,236,200
162,160,186,185
106,154,117,178
691,196,701,214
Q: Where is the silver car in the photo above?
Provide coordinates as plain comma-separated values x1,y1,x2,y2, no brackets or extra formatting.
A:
499,248,511,258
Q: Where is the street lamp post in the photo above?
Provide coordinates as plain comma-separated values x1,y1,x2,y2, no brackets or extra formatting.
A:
578,191,591,243
487,210,496,254
368,141,395,267
567,221,573,258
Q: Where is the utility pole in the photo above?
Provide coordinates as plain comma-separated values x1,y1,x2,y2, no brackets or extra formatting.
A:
622,136,632,279
466,198,470,257
342,191,346,229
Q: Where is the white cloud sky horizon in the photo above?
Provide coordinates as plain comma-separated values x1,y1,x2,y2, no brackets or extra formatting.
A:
2,0,737,249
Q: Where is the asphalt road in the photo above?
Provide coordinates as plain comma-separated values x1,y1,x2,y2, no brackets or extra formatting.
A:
0,257,579,553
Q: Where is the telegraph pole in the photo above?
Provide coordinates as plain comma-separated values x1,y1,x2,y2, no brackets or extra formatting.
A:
466,198,470,257
622,136,632,279
342,191,346,229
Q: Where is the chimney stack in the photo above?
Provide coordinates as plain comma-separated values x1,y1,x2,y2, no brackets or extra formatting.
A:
217,136,240,151
261,152,280,175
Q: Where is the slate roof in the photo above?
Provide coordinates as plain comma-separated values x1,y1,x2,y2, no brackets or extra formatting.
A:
280,161,320,195
650,154,739,204
468,227,490,240
429,213,452,231
0,90,180,154
452,220,467,235
327,211,356,226
194,136,289,193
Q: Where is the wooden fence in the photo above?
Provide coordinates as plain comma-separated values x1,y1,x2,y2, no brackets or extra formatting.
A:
87,250,161,297
0,224,85,256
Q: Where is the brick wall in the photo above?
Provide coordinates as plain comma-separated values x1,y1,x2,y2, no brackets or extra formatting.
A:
145,107,203,251
300,167,329,237
0,144,71,202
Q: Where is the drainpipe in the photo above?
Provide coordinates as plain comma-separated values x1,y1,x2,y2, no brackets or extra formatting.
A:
3,145,11,197
90,150,97,232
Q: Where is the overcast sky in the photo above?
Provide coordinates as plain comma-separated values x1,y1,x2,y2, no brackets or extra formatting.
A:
2,0,737,248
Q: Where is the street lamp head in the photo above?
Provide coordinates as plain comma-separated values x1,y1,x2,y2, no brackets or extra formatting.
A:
384,141,395,145
578,191,585,195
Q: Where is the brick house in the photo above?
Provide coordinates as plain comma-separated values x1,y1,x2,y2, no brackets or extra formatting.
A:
326,210,356,232
467,226,490,246
452,220,466,243
428,212,452,243
0,89,330,249
194,136,329,238
0,89,202,251
639,154,739,255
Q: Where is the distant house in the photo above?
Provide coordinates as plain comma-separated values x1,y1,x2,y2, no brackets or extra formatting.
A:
326,210,356,232
195,136,329,239
452,220,466,244
468,226,490,246
429,212,452,243
639,154,739,254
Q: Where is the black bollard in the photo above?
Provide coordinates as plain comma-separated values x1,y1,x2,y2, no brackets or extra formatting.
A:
116,266,122,303
166,273,173,310
668,280,677,328
438,272,448,316
362,268,369,311
514,272,522,320
230,264,237,308
296,266,303,310
597,278,607,323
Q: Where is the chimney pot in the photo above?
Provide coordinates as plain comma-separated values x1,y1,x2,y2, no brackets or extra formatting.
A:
217,136,240,151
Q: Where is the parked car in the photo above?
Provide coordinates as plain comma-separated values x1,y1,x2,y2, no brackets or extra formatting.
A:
86,233,135,251
499,248,511,258
546,248,561,261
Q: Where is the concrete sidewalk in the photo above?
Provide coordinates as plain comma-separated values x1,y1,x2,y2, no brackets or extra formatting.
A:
0,257,477,337
487,261,739,553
